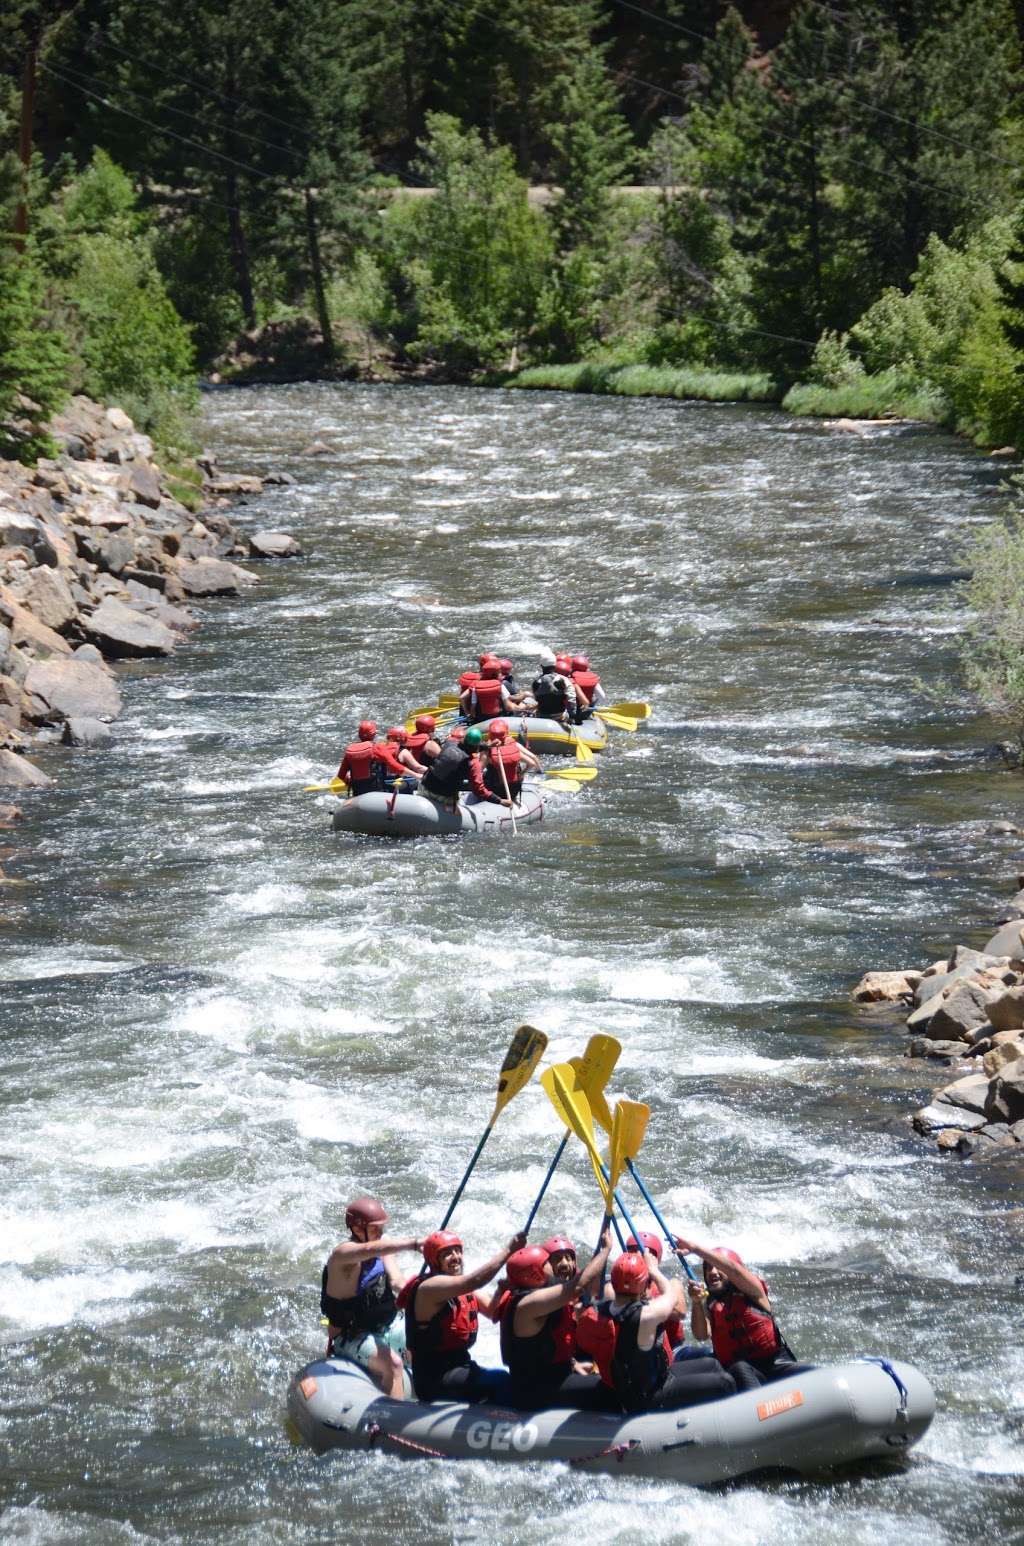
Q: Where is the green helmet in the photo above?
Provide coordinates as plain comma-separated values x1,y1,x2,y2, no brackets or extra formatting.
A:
463,726,484,749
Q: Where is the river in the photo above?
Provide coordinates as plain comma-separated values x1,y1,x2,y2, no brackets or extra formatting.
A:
2,383,1022,1545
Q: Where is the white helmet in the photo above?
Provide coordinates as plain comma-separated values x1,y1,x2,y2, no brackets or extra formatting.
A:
538,647,556,669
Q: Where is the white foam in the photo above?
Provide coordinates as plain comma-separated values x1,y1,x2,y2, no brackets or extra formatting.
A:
0,1265,154,1330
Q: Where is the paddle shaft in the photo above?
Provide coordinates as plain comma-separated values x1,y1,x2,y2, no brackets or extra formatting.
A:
439,1118,494,1230
597,1158,641,1250
523,1133,569,1235
496,747,518,834
625,1157,698,1281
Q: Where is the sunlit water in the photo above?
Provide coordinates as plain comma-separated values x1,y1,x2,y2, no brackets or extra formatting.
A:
2,384,1023,1544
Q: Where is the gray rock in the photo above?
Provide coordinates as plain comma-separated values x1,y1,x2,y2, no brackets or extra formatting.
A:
203,473,264,495
73,643,108,667
263,470,295,486
907,1037,969,1061
978,1122,1014,1143
299,441,330,456
984,1065,1024,1125
913,1102,988,1134
1010,1119,1024,1142
24,657,122,722
176,557,255,597
83,597,176,659
0,748,51,788
0,586,72,658
249,529,301,558
947,946,1008,973
986,987,1024,1033
61,716,112,747
987,820,1020,835
926,981,997,1041
936,1129,977,1155
98,531,137,575
13,566,78,633
982,919,1024,958
126,464,162,508
913,961,984,1007
934,1072,991,1115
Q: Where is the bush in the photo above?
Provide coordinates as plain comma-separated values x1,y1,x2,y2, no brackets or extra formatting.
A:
0,239,70,461
959,485,1024,753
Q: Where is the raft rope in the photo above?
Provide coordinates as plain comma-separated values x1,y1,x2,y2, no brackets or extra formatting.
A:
569,1437,643,1467
857,1357,909,1420
364,1420,451,1459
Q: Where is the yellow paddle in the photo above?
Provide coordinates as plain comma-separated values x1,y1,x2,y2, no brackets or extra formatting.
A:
303,776,349,794
545,764,598,781
541,1065,647,1245
438,1025,548,1230
605,700,651,720
594,710,639,731
524,1033,621,1233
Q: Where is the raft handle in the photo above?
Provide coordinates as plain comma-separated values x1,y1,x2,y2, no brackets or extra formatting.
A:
856,1357,909,1422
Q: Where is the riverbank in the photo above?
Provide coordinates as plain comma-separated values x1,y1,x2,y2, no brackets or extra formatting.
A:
0,395,300,794
854,879,1024,1158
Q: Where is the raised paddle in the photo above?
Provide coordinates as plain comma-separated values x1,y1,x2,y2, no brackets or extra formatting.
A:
623,1159,698,1282
438,1024,548,1231
540,1064,652,1247
523,1034,621,1235
589,1089,698,1283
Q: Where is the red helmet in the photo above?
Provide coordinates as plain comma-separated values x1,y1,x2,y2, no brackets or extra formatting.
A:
499,658,513,674
386,726,407,744
448,727,466,743
481,662,501,679
625,1231,663,1261
506,1245,550,1289
357,720,377,740
422,1230,462,1270
611,1252,650,1295
415,715,436,734
571,654,589,671
488,719,509,741
707,1245,745,1269
554,655,571,673
541,1235,576,1259
478,652,497,668
345,1196,387,1232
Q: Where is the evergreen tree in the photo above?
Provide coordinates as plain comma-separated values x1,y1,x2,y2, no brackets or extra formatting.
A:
0,235,70,460
547,51,634,253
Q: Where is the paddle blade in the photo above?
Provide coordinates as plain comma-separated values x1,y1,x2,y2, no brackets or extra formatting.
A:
595,710,638,732
614,1098,650,1164
541,1063,611,1204
606,701,651,720
570,1034,621,1135
574,737,596,764
492,1025,548,1121
303,777,348,793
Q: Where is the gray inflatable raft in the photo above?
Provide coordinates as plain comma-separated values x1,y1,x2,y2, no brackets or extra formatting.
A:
472,716,607,757
287,1356,934,1484
332,782,545,838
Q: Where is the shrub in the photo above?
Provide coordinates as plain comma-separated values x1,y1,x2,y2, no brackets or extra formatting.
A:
959,485,1024,754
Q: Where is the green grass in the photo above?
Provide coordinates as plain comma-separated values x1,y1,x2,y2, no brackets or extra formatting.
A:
507,361,779,403
781,370,947,422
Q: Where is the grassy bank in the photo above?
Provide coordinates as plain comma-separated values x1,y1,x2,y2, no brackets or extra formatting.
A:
781,370,947,423
507,362,779,403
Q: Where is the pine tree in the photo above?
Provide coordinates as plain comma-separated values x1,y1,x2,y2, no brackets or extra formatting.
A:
0,236,70,460
996,206,1024,376
547,51,634,254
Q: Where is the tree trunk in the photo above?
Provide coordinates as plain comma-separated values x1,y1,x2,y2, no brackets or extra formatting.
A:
225,170,256,328
14,40,37,247
305,187,334,359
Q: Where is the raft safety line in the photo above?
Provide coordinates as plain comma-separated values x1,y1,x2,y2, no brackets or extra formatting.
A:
365,1421,451,1459
569,1437,643,1467
856,1357,909,1420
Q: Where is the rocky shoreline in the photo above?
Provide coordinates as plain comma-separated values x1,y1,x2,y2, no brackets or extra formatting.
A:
854,891,1024,1157
0,395,299,806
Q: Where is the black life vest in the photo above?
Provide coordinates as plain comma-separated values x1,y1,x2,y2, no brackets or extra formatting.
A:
532,670,568,718
498,1289,576,1393
320,1255,397,1339
404,1279,479,1384
421,740,470,797
610,1298,668,1413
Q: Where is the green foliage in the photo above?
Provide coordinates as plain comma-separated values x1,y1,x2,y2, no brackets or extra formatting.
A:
547,52,634,254
958,486,1024,752
0,238,70,461
782,371,946,423
806,330,865,390
510,361,778,402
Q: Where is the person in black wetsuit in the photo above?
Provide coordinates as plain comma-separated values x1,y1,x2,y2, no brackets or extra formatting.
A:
608,1249,736,1413
320,1196,421,1398
498,1230,620,1413
420,726,490,808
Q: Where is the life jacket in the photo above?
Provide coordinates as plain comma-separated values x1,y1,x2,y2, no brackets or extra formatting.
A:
532,670,568,718
459,671,479,693
576,1300,681,1388
498,1289,576,1393
405,732,437,766
706,1282,781,1366
571,668,600,705
471,678,506,720
610,1298,668,1413
320,1255,396,1340
422,740,471,798
402,1276,479,1393
338,739,380,789
484,741,522,799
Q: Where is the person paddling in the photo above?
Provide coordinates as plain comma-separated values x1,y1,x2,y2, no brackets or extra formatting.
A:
608,1250,736,1412
400,1229,524,1403
483,720,540,806
384,726,427,786
321,1197,420,1399
336,721,385,795
405,715,442,771
531,652,579,723
497,1231,619,1413
420,726,490,808
569,655,606,721
675,1238,807,1391
468,659,518,723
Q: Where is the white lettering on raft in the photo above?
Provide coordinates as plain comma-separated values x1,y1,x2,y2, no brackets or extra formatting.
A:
466,1420,539,1453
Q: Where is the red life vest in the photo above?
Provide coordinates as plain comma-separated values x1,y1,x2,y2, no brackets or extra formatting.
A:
576,1302,683,1387
405,732,433,760
571,668,600,704
485,741,522,797
400,1277,480,1356
338,740,376,782
707,1283,779,1365
472,678,506,719
459,671,479,693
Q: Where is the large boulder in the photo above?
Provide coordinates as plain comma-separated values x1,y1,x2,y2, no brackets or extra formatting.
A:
925,981,997,1041
13,565,78,633
982,919,1024,958
986,987,1024,1033
82,597,176,658
982,1040,1024,1078
984,1065,1024,1125
0,586,72,657
126,463,162,508
249,529,301,558
176,557,256,596
24,657,122,722
0,748,51,787
934,1072,991,1115
913,1102,988,1134
61,716,113,747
